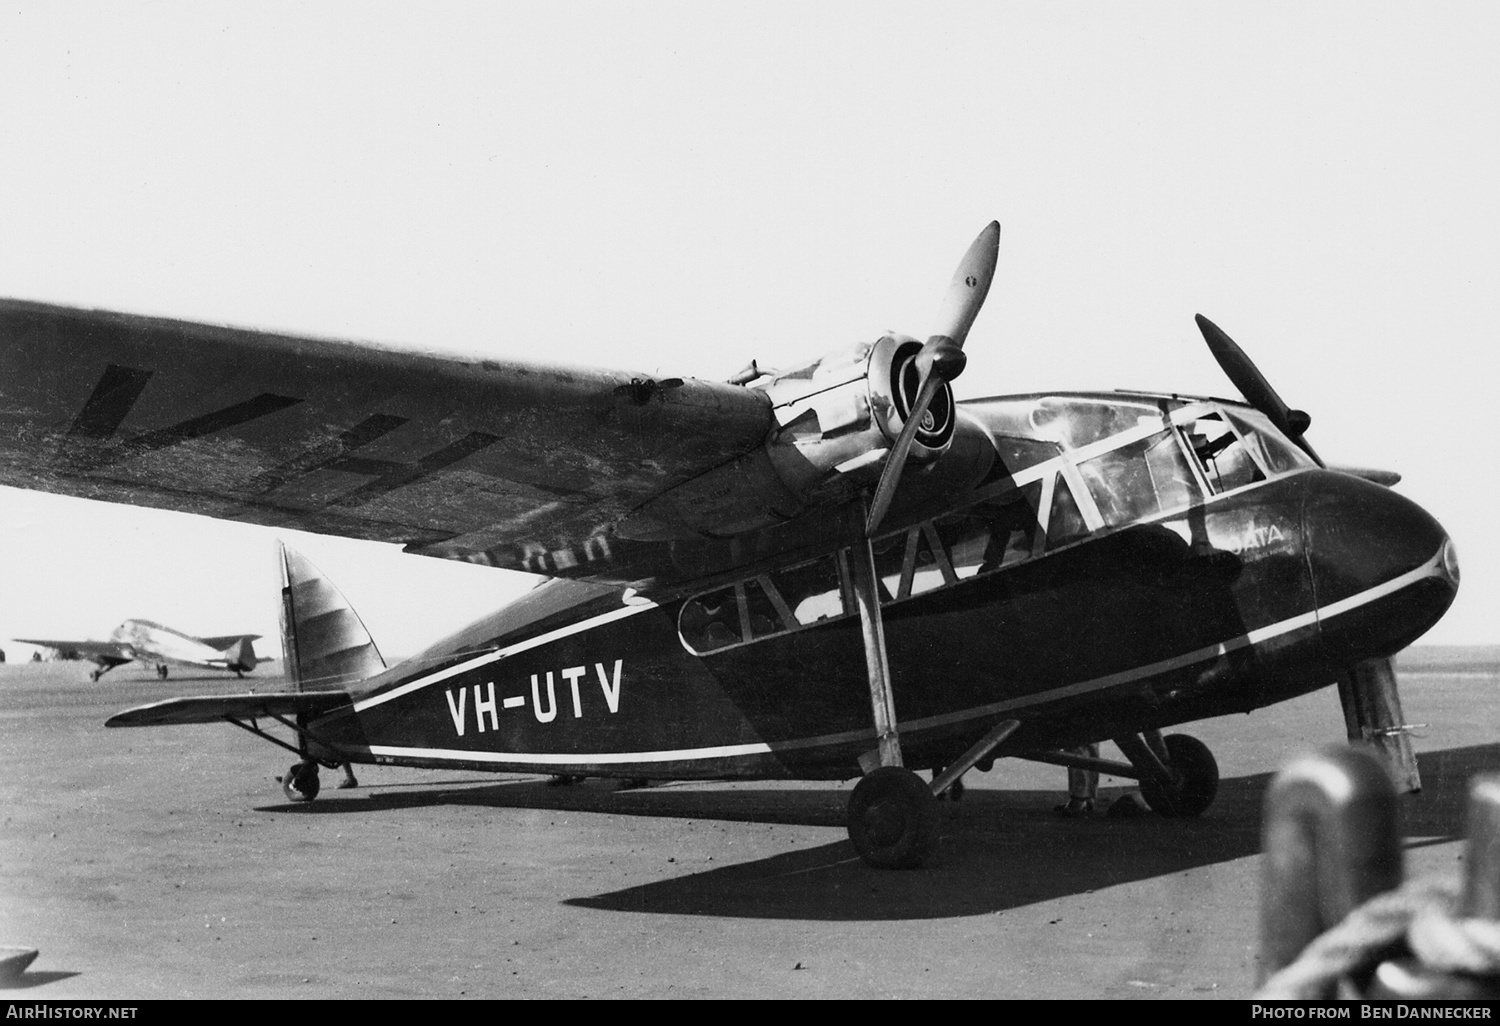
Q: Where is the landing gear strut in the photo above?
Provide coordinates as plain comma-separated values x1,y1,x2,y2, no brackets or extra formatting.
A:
1117,732,1219,818
1023,731,1220,818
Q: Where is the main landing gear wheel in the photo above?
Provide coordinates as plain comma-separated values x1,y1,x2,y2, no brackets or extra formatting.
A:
281,760,320,803
1139,734,1219,818
847,766,939,869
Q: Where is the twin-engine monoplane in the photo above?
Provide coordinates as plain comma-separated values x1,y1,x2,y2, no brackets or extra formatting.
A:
16,620,263,681
0,222,1457,867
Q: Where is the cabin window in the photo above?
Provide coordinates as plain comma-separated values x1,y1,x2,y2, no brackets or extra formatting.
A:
1078,429,1198,528
1179,411,1265,493
935,480,1043,577
1027,397,1166,451
870,532,906,601
743,578,788,639
991,435,1063,474
769,555,844,626
909,523,957,596
679,586,741,652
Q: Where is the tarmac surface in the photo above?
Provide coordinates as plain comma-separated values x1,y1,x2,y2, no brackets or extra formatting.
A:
1,649,1497,1000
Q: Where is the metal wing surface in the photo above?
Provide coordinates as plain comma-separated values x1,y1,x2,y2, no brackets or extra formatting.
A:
0,300,772,581
105,691,352,727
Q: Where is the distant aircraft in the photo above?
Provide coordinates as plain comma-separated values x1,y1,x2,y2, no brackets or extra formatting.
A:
0,221,1458,869
16,620,263,681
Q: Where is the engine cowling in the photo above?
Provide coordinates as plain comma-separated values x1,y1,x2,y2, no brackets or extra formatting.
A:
761,333,956,498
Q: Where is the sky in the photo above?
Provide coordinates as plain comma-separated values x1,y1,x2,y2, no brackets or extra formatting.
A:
0,2,1495,659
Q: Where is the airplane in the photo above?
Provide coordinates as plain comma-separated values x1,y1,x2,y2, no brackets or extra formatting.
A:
0,222,1458,869
15,620,264,681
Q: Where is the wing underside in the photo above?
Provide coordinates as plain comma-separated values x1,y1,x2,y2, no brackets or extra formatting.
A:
0,300,772,582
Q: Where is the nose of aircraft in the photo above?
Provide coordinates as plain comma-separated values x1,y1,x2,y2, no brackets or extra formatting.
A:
1302,470,1458,664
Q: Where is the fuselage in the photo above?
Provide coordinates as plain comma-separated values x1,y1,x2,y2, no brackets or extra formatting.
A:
111,619,259,672
305,391,1458,779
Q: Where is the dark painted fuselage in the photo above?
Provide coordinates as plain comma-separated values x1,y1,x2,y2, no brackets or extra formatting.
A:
304,392,1458,780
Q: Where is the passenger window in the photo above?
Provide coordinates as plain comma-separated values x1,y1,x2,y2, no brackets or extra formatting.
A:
679,586,741,652
770,556,844,626
906,524,953,597
1180,413,1264,493
1079,430,1198,528
936,480,1043,577
870,532,906,601
743,578,786,639
1046,475,1089,549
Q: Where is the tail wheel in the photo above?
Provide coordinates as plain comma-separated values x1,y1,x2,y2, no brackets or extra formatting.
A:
847,766,939,869
281,761,320,803
1139,734,1219,818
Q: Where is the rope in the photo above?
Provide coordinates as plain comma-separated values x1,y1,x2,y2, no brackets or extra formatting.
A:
1256,878,1500,999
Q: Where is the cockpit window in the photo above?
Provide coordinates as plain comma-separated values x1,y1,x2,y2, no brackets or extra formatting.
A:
1225,410,1315,475
1179,411,1265,493
1078,429,1199,528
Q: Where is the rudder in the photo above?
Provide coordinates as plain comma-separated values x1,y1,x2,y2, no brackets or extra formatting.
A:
277,542,386,692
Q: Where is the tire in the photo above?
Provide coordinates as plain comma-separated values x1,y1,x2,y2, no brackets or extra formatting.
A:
281,761,320,802
1139,734,1218,818
847,766,939,869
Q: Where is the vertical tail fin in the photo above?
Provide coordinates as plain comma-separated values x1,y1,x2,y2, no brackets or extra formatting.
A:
220,636,259,671
277,542,386,692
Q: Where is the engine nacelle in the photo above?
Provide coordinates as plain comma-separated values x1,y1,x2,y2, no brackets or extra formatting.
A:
760,333,955,499
613,336,960,542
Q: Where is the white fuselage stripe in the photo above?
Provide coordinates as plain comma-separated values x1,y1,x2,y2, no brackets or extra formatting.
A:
349,550,1448,768
351,603,655,713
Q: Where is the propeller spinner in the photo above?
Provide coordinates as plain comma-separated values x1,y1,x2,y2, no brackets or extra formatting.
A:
865,221,1001,534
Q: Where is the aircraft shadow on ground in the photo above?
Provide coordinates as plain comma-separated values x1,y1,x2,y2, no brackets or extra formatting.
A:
256,743,1500,922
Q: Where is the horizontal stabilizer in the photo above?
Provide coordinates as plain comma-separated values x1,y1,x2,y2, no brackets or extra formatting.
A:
197,634,262,652
106,690,351,728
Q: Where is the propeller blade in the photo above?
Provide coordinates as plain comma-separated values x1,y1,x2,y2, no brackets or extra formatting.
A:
866,372,943,535
930,221,1001,349
864,223,998,536
865,340,966,534
1195,314,1322,466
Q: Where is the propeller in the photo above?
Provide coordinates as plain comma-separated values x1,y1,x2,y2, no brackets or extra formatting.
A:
865,222,1001,535
1194,314,1323,467
1196,315,1419,790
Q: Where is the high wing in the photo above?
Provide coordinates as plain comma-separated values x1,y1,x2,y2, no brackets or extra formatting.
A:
0,299,772,584
105,691,351,727
13,638,133,666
